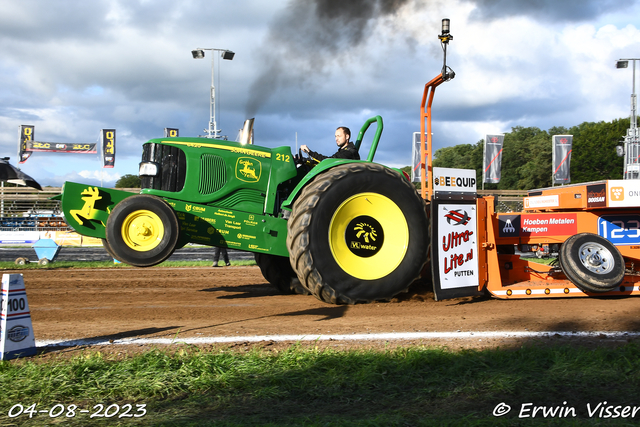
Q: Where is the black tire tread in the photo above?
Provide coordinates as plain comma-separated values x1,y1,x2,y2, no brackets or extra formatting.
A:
254,253,310,295
559,232,624,293
106,195,179,267
287,163,428,304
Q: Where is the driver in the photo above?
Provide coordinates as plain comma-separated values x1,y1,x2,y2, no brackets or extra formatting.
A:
300,127,360,162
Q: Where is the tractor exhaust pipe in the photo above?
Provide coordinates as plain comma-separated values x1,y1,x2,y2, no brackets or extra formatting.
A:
239,118,254,145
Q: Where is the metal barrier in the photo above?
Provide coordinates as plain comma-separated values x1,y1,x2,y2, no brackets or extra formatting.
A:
0,187,138,231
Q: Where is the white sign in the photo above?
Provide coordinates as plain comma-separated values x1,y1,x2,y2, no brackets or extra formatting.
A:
608,180,640,208
523,195,560,209
433,167,477,193
0,231,39,244
437,203,479,289
0,274,36,360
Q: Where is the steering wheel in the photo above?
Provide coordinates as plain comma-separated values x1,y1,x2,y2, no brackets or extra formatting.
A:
295,147,309,165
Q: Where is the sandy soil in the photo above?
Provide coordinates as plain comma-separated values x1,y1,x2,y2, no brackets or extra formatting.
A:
6,266,640,356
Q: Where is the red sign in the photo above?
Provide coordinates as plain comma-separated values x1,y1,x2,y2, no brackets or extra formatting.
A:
520,214,577,236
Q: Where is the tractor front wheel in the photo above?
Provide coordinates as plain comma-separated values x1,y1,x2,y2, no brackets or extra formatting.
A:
105,195,179,267
287,163,429,304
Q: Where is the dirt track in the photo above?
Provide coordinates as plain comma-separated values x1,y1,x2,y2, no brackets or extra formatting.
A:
8,266,640,351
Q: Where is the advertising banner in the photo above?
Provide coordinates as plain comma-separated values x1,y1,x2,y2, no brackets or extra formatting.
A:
18,125,34,164
483,134,504,183
26,141,97,153
552,135,573,184
498,213,578,238
101,129,115,168
433,167,477,194
607,179,640,208
432,201,480,295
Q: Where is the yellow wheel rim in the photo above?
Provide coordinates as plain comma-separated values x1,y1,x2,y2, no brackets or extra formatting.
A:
121,210,164,251
329,193,409,280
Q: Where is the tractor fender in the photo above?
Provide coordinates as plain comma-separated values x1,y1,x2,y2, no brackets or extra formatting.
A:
60,182,138,239
281,160,410,212
281,159,364,211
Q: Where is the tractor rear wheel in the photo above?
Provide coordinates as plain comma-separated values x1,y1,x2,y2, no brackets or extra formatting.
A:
287,163,429,304
254,253,309,295
559,233,624,293
105,195,179,267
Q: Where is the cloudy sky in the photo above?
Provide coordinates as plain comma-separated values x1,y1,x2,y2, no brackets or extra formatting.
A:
1,0,639,187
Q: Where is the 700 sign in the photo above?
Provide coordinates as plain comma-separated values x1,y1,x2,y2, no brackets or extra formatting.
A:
598,215,640,245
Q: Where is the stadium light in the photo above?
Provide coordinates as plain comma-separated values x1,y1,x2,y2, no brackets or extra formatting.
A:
191,48,235,138
617,58,640,179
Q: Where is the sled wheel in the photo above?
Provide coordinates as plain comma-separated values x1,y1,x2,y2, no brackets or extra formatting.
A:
105,195,179,267
15,257,27,266
254,253,310,295
559,233,625,293
287,163,429,304
38,258,50,266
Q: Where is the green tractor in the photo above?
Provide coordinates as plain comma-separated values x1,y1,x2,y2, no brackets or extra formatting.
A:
60,116,429,304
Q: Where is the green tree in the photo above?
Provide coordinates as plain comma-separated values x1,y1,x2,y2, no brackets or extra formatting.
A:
427,117,632,190
115,174,141,188
569,119,626,182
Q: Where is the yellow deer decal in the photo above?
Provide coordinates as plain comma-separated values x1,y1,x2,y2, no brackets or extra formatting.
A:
70,187,103,225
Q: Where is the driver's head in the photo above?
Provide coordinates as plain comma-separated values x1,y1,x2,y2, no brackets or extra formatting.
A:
335,127,351,147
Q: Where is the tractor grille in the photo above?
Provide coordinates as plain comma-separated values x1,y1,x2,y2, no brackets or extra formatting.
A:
140,143,186,192
199,154,227,195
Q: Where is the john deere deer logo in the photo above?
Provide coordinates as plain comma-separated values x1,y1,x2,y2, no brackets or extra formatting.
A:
70,187,107,226
236,157,261,183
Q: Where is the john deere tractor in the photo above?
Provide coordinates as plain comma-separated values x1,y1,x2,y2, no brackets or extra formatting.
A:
60,116,429,304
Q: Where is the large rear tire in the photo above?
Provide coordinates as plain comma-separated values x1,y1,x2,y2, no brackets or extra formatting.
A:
105,195,180,267
254,253,309,295
287,163,429,304
559,232,624,293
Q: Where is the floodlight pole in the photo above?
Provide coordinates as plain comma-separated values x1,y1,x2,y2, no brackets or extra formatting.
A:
192,48,235,138
617,58,639,179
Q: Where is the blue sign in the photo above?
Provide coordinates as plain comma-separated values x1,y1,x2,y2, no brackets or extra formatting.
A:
598,215,640,245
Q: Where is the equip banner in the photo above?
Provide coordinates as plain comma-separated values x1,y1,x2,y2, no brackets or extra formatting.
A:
18,125,34,164
483,134,504,183
101,129,116,168
552,135,573,184
433,167,477,194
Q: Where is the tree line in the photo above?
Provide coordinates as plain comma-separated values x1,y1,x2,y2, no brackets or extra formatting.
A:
429,117,632,190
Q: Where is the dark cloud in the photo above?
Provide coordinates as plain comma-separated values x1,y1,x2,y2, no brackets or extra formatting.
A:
245,0,411,116
466,0,633,22
0,0,109,42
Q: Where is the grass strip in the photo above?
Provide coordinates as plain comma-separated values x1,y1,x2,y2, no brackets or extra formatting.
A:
0,259,256,270
1,343,639,426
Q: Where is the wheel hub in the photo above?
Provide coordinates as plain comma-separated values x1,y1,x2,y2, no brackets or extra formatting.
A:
329,193,409,280
579,243,613,275
121,210,164,251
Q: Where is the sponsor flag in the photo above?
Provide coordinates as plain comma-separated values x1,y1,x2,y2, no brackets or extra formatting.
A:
101,129,116,168
483,134,504,183
552,135,573,184
411,132,421,182
18,125,34,164
164,128,179,137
